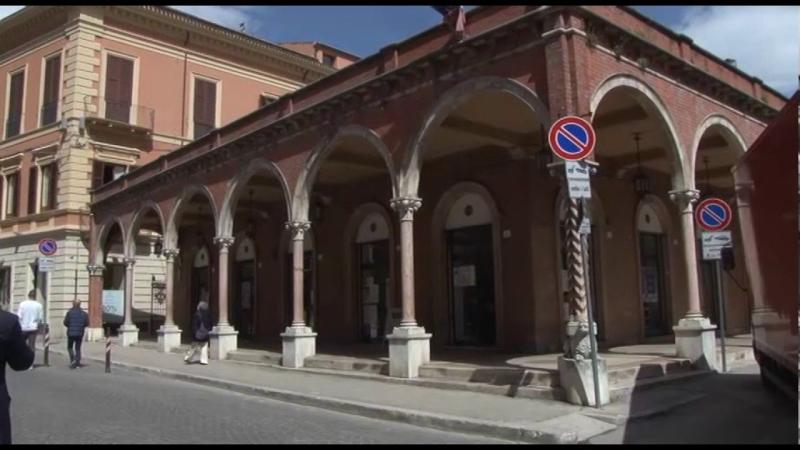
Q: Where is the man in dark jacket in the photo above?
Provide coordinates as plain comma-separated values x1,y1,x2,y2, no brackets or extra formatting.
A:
0,309,35,444
63,300,89,369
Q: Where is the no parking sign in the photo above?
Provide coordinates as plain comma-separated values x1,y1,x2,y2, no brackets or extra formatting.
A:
548,116,596,162
695,197,732,232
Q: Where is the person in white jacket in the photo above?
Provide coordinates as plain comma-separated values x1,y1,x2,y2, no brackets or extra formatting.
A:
16,290,43,368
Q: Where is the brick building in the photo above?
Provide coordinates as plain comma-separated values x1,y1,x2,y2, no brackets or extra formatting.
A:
87,6,786,377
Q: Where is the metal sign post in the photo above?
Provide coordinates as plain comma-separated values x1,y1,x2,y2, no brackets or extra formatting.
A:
715,259,727,372
580,197,601,407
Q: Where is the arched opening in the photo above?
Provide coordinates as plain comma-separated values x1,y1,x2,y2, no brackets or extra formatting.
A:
636,200,672,338
406,78,548,352
127,205,166,337
168,187,217,338
292,125,396,343
590,75,685,343
692,117,750,336
221,160,291,345
555,189,607,342
97,220,126,333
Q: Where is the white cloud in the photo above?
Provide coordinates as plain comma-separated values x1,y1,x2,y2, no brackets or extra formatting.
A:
676,6,799,97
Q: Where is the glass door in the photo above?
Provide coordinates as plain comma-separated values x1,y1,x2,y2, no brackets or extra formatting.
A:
357,240,390,342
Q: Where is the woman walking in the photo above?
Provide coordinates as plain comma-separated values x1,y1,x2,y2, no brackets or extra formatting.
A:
184,301,212,365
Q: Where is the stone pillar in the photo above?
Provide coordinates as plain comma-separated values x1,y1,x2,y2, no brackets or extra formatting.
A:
280,221,317,368
387,198,431,378
209,236,238,360
85,264,105,341
157,248,182,353
669,189,717,370
119,257,139,347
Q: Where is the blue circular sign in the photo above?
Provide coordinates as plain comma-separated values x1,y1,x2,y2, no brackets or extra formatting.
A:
695,198,732,231
548,116,596,161
38,239,58,256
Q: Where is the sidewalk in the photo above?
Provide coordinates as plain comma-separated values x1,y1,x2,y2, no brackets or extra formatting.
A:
44,341,615,444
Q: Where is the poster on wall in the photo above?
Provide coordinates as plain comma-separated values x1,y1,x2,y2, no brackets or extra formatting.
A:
102,290,124,324
641,268,659,303
453,265,476,287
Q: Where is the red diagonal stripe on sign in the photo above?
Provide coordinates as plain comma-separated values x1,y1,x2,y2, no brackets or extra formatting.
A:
558,124,589,154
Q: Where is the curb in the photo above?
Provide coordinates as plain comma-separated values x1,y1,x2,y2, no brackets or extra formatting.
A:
45,348,591,444
582,392,707,426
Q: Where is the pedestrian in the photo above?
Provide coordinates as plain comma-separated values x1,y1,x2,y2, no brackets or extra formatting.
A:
0,308,35,444
63,300,89,369
16,290,43,369
184,300,211,365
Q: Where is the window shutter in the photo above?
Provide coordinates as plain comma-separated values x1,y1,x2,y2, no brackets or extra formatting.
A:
42,56,61,125
27,166,37,215
6,71,24,137
92,160,103,189
105,56,133,123
48,163,58,210
194,79,216,138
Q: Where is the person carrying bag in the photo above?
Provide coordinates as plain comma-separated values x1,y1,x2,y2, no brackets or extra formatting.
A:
184,301,212,365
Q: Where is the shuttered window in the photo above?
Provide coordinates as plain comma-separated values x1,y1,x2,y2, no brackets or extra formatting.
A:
27,166,37,215
38,163,56,212
193,78,217,139
5,173,19,218
6,70,24,138
41,55,61,125
105,55,134,123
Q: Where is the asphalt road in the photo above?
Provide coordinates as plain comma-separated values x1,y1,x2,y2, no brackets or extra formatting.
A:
6,355,511,444
589,363,798,444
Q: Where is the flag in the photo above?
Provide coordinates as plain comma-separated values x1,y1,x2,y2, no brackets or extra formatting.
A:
431,6,466,39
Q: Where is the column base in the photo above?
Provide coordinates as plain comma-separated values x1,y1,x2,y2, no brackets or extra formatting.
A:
673,316,718,370
558,356,609,407
387,326,431,378
209,325,238,360
85,327,105,342
280,326,317,368
119,324,139,347
157,325,183,353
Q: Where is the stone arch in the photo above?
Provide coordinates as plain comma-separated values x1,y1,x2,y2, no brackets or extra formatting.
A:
430,181,504,346
125,201,166,257
590,73,687,191
292,124,398,222
94,216,128,266
401,76,552,199
690,114,748,185
165,184,219,250
218,158,292,237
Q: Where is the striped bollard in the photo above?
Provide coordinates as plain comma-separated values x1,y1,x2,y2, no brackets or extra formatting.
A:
43,324,50,367
105,337,111,374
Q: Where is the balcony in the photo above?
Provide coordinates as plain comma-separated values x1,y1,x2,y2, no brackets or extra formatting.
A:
85,96,155,133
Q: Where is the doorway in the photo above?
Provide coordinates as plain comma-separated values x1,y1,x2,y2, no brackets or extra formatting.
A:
233,237,256,341
357,241,390,342
191,246,211,325
639,232,669,337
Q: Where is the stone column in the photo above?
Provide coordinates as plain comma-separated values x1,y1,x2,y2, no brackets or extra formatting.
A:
119,257,139,347
669,189,717,369
85,264,105,341
157,248,182,353
209,236,238,360
386,197,431,378
280,221,317,368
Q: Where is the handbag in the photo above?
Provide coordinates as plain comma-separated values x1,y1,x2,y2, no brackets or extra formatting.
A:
195,321,209,341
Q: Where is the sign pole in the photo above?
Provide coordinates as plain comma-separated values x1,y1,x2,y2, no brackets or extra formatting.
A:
715,259,727,372
581,196,601,407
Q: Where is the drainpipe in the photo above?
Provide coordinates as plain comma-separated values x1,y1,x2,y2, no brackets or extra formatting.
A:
181,31,190,140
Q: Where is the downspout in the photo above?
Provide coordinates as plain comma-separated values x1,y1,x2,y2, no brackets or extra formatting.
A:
180,31,190,141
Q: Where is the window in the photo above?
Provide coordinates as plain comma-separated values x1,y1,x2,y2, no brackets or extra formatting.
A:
39,163,57,212
104,54,134,123
92,160,127,189
41,55,61,126
322,53,336,67
4,172,19,218
0,267,10,311
6,70,25,138
259,94,276,108
193,78,217,139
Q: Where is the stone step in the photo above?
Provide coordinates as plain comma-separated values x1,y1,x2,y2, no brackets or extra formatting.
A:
304,355,390,375
227,349,282,365
418,364,558,388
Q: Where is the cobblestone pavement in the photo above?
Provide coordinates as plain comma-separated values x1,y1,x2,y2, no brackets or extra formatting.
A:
589,363,797,444
7,355,512,444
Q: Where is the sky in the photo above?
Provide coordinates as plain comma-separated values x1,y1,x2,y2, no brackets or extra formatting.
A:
0,5,796,96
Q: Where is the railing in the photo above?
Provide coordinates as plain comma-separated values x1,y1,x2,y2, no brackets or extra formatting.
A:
85,96,155,130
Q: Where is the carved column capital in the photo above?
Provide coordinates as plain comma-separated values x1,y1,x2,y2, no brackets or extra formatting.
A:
213,236,236,250
86,264,104,276
285,221,311,241
123,257,136,267
162,248,180,260
668,189,700,211
734,182,753,208
390,197,422,222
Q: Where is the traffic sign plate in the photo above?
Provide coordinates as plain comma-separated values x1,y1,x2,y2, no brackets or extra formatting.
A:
38,238,58,256
565,161,592,199
701,231,732,260
548,116,596,161
38,257,56,272
695,197,732,232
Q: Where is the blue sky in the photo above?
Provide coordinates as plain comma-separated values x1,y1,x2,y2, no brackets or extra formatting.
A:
0,5,795,96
